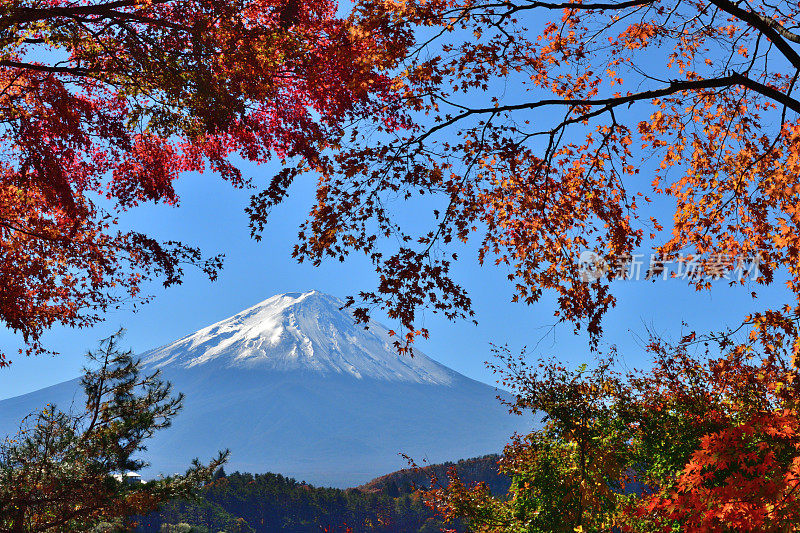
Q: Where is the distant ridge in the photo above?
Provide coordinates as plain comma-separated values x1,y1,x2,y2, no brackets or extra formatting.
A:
358,454,511,497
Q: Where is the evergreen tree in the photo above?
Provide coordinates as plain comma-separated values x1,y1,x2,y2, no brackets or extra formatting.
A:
0,330,228,532
385,481,400,498
212,467,227,482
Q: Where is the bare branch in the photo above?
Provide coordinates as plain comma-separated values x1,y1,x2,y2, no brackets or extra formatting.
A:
415,72,800,143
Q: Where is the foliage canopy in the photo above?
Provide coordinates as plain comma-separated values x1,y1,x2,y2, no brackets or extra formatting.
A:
0,0,406,363
267,0,800,351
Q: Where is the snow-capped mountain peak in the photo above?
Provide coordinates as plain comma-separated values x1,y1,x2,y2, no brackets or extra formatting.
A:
140,291,455,385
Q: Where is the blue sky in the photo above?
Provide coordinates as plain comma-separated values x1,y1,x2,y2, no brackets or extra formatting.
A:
0,5,792,400
0,153,790,400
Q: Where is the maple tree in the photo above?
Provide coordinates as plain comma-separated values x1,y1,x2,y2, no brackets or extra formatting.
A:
424,331,800,532
626,326,800,531
256,1,800,521
259,0,800,352
0,0,408,364
425,350,632,532
0,329,228,532
253,0,800,524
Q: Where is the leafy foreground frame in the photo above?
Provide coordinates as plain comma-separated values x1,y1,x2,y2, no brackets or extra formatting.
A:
423,335,800,532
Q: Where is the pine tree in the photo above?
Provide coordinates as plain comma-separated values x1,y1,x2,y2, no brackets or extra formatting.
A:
0,330,228,532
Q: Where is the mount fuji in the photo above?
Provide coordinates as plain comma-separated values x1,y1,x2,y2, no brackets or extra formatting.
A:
0,291,528,487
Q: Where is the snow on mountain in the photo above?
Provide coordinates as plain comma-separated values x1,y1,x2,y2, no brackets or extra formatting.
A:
141,290,456,385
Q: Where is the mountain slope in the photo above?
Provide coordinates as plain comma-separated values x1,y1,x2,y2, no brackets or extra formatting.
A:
0,291,528,487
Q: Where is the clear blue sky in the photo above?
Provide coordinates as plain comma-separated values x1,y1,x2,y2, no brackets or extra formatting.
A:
0,153,789,400
0,10,791,399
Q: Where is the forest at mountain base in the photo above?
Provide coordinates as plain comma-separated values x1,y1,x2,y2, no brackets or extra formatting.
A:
135,455,507,532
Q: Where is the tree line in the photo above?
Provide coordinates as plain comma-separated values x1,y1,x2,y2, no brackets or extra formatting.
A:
135,470,458,533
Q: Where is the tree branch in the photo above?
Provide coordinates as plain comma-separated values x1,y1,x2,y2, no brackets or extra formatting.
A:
707,0,800,71
2,0,173,26
0,60,96,76
415,72,800,143
499,0,653,10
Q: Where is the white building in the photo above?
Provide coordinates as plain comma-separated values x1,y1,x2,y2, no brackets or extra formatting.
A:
112,472,143,485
